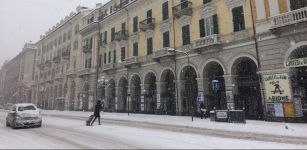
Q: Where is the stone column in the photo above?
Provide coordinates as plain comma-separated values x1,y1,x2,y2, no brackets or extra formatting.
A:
155,82,165,111
223,74,238,109
175,80,185,115
115,86,121,111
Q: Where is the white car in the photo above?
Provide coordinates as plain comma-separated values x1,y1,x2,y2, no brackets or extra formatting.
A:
6,103,42,128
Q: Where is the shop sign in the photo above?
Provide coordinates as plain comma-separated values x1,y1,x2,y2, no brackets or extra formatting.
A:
216,111,228,119
264,74,291,102
286,57,307,68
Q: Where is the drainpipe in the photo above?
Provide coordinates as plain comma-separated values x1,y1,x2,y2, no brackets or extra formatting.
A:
249,0,266,120
171,0,179,116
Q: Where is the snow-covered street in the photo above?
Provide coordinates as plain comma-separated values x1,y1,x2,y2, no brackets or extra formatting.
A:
0,111,306,149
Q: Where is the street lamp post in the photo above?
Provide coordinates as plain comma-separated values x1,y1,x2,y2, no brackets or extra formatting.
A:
166,48,193,122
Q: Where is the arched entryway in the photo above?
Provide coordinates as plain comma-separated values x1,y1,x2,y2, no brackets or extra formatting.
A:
232,57,263,120
106,79,116,112
130,75,141,113
287,45,307,122
180,66,198,116
118,77,128,112
144,72,157,114
160,69,176,115
203,62,226,111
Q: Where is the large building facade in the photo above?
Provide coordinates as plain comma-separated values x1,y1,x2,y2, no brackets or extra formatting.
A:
3,0,305,122
31,6,91,110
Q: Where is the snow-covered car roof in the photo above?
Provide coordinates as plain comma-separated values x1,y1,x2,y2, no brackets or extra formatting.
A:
14,103,36,107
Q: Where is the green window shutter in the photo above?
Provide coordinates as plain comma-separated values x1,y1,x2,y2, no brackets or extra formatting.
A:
213,14,219,34
199,19,205,37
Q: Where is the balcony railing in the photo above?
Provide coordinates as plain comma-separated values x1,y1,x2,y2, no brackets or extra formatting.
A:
115,30,128,41
153,47,175,60
67,69,77,78
98,13,108,21
114,1,129,11
53,55,61,63
55,73,64,80
173,1,193,18
193,34,222,50
103,63,116,71
124,56,139,67
62,51,70,60
271,7,307,29
139,18,155,31
78,68,92,77
45,60,52,68
83,45,92,53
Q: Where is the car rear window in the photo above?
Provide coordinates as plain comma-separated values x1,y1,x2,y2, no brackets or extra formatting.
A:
18,105,36,111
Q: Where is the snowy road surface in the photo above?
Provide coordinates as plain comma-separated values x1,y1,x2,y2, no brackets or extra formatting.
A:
0,112,306,149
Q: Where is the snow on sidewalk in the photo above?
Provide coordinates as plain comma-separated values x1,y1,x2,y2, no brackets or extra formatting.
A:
43,110,307,138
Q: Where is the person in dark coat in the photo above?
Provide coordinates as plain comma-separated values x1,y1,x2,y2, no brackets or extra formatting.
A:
91,100,103,125
199,102,206,119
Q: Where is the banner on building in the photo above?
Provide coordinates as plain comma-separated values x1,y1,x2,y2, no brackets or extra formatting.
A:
263,74,291,102
197,92,204,102
286,57,307,68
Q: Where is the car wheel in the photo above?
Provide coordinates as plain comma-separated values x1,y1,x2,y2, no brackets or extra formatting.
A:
12,120,17,129
37,121,42,128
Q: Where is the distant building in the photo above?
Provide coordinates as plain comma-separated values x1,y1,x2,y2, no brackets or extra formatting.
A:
0,43,36,104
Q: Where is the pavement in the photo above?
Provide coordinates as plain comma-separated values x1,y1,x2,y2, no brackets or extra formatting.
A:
40,110,307,145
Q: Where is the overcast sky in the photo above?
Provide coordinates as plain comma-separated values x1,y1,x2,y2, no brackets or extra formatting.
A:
0,0,108,67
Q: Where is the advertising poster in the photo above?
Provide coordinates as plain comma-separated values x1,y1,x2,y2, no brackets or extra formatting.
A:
197,92,204,102
293,96,303,117
274,103,284,117
226,91,233,103
267,103,275,117
157,94,160,109
283,102,295,117
263,74,291,102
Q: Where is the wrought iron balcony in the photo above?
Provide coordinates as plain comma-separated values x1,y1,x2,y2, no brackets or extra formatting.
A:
103,63,116,72
114,0,129,11
62,50,70,60
98,13,108,21
153,47,175,62
78,68,92,77
45,60,52,68
271,7,307,29
83,45,92,53
193,34,222,50
55,73,64,81
139,18,155,31
173,1,193,18
115,30,128,41
67,69,77,78
124,56,139,67
53,55,61,63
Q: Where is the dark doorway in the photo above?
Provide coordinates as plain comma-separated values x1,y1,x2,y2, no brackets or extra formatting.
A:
144,73,157,114
131,75,141,113
233,58,263,120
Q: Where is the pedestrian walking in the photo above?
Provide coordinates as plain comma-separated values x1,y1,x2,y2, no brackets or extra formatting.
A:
91,100,103,125
200,102,206,119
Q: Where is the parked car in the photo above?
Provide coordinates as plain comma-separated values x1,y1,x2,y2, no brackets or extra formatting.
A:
6,103,42,129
